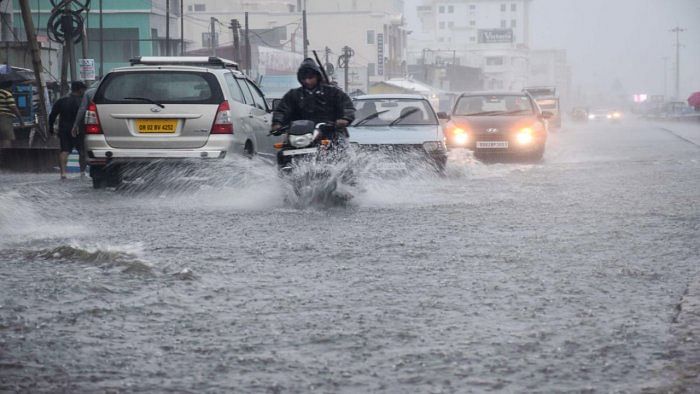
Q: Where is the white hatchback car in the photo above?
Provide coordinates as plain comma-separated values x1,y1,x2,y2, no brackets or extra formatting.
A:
85,56,282,188
349,94,448,173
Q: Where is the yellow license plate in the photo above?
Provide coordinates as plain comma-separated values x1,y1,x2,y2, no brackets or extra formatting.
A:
136,119,178,133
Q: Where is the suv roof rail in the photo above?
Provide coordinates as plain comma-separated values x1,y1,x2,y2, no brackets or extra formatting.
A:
129,56,240,70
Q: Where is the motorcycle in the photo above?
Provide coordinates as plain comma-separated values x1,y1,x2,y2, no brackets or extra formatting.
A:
271,120,355,203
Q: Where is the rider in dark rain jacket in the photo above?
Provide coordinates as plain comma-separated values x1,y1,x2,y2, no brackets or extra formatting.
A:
271,58,355,136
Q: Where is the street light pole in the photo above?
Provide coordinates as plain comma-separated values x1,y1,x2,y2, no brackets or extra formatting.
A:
670,26,685,100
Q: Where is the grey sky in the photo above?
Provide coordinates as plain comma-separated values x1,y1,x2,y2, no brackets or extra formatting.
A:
405,0,700,99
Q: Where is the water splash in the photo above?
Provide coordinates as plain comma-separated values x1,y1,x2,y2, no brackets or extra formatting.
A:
0,190,86,248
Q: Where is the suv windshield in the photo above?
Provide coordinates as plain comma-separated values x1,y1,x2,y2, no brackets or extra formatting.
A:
454,95,534,116
352,99,438,126
96,71,223,104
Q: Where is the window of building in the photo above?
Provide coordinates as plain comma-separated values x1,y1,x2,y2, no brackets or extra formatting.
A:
511,3,517,12
448,5,454,13
448,21,454,28
470,20,476,26
511,19,517,28
438,37,444,42
469,4,476,10
368,63,376,77
193,4,206,12
500,20,506,28
486,57,504,66
439,22,445,29
469,36,476,42
367,30,375,44
439,5,445,13
500,4,506,12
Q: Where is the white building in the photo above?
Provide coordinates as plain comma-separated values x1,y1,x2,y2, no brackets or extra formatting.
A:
181,0,407,91
411,0,533,91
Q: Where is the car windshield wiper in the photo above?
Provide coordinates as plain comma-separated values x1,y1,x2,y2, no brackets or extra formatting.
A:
501,109,532,116
123,97,165,108
389,108,420,126
353,110,390,126
459,110,503,116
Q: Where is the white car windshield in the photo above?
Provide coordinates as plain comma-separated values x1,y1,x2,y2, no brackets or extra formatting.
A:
352,99,438,126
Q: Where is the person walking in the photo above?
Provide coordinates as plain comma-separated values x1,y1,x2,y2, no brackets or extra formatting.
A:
71,80,99,174
0,81,25,150
49,81,87,179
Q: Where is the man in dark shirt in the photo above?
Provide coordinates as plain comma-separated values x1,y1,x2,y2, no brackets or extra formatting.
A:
49,81,86,179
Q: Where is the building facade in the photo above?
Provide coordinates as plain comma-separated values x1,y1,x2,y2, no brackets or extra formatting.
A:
9,0,180,78
181,0,408,92
411,0,534,91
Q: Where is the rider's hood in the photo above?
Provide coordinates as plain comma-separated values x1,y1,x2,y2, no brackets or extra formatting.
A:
297,58,323,84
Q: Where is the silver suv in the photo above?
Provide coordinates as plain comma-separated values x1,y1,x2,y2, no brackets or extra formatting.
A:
85,56,280,188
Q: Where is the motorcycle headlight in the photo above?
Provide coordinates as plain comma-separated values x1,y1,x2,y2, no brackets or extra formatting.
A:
289,133,314,148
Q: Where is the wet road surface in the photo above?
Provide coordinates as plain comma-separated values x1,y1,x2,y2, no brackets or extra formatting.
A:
1,120,699,392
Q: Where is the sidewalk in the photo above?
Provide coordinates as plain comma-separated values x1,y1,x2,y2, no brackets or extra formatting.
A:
655,120,700,147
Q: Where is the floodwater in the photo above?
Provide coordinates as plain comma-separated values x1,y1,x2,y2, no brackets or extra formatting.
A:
1,120,699,392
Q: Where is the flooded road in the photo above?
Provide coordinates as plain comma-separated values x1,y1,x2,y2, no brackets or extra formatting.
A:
1,120,699,392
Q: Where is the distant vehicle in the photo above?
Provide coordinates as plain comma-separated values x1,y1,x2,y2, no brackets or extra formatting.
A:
85,56,282,188
571,107,589,122
523,86,561,129
587,108,622,122
446,91,551,161
349,94,448,173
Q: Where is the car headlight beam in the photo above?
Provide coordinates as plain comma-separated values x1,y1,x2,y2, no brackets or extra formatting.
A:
516,127,534,145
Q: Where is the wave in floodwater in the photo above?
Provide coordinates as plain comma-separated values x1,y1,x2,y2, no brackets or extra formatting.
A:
21,242,154,275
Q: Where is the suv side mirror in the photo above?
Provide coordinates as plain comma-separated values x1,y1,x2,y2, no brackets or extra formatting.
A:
541,111,554,119
437,112,450,120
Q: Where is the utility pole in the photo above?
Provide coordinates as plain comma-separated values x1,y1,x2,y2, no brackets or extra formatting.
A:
230,19,241,62
99,0,103,77
81,4,89,60
302,9,308,58
165,0,170,55
180,0,184,54
18,0,49,137
244,12,251,75
63,4,77,87
338,46,354,92
210,17,217,56
325,46,330,65
670,26,685,100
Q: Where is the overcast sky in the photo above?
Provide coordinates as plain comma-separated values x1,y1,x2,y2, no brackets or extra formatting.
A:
405,0,700,99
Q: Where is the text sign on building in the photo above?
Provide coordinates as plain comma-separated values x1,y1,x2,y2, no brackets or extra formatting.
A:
478,29,514,44
377,33,384,76
79,59,96,80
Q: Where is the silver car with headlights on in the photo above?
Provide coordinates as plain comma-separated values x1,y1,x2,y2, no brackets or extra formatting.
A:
349,94,448,174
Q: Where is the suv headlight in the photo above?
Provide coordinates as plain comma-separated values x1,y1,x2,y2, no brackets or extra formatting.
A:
289,133,314,148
